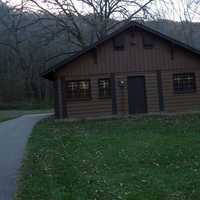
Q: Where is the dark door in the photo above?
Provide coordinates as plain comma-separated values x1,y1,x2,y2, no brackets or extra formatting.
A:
128,76,147,114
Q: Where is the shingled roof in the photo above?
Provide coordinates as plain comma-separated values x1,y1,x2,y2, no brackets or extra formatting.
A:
42,21,200,80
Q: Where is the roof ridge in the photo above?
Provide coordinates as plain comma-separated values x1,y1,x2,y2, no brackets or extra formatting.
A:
42,21,200,80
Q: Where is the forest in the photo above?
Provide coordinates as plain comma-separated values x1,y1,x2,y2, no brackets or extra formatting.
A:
0,0,199,109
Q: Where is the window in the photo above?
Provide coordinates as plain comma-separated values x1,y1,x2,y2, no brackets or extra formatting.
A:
173,73,196,93
143,34,154,49
99,78,111,98
67,80,91,99
113,35,125,50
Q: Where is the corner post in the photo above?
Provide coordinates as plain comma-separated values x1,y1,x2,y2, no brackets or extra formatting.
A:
157,70,164,112
111,73,117,115
53,80,59,118
56,78,67,119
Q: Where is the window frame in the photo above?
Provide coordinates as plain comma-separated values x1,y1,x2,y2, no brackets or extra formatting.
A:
66,79,91,101
173,73,196,94
98,78,112,99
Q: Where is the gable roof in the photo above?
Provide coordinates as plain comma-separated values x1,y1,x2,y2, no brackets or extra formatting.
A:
42,21,200,80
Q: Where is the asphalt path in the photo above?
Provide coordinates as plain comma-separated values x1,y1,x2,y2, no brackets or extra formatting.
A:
0,114,50,200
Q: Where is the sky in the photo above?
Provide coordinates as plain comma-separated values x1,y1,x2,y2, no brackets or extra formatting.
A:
2,0,200,22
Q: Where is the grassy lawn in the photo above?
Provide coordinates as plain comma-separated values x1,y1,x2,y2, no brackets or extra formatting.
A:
16,115,200,200
0,110,52,122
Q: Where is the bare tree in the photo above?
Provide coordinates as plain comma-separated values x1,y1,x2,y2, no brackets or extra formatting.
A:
0,1,53,103
24,0,154,50
179,0,200,46
1,0,200,109
153,0,200,47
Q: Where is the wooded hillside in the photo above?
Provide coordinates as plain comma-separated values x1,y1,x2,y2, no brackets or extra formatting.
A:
0,1,199,109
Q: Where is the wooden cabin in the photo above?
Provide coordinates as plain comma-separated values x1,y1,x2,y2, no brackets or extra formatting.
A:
42,22,200,119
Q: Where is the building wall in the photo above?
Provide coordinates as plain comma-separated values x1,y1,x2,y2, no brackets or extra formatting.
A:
54,28,200,118
60,71,160,118
65,75,112,118
56,30,200,77
114,72,160,115
162,70,200,112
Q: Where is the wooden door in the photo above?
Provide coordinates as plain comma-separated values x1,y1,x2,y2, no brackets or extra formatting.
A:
128,76,147,114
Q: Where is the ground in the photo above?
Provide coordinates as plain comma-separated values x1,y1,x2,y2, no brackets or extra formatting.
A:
16,114,200,200
0,110,52,122
0,114,50,200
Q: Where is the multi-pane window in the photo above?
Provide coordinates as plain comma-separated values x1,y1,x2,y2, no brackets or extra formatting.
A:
99,78,112,98
67,80,91,99
173,73,196,93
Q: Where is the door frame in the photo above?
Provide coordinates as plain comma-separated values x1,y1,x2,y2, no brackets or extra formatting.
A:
127,76,148,114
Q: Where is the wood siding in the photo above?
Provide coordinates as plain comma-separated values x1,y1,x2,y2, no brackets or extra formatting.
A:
53,80,59,118
54,28,200,118
56,30,200,77
162,70,200,112
64,76,112,118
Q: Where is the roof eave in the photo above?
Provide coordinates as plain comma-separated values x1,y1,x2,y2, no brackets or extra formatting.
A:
42,21,200,80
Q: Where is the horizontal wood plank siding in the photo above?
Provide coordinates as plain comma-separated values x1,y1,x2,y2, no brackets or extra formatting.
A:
57,30,200,78
162,70,200,112
116,74,128,115
65,76,112,118
145,73,160,113
54,27,200,118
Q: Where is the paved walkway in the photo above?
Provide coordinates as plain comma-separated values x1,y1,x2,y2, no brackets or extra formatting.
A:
0,114,51,200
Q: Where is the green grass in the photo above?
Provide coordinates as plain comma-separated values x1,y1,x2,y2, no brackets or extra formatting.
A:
0,110,52,122
16,115,200,200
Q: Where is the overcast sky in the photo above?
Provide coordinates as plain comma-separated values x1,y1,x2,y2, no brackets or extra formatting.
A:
3,0,200,22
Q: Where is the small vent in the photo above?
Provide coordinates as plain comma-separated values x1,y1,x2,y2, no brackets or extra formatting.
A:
113,35,125,50
143,34,155,49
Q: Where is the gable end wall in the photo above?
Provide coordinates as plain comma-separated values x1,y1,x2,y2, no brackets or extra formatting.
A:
54,28,200,118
